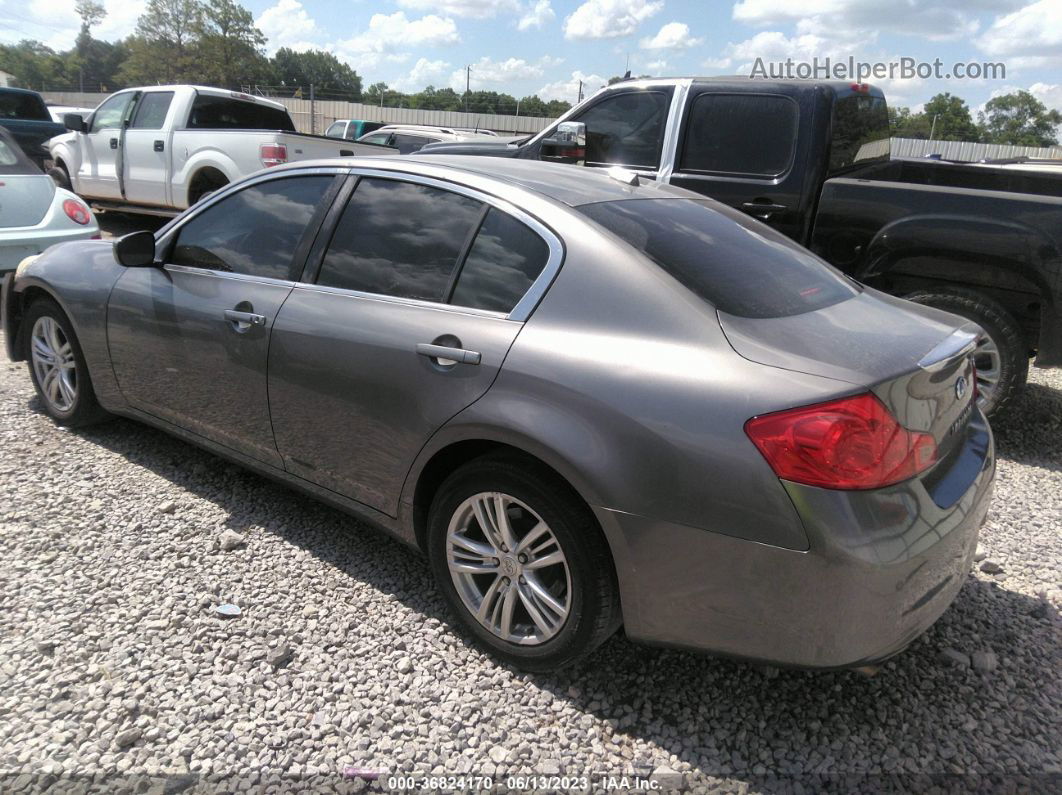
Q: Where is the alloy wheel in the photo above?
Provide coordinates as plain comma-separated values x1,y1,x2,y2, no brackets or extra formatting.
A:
446,492,572,645
31,316,77,413
972,334,1001,413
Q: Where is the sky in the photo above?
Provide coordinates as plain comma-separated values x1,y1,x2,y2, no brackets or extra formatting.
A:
1,0,1060,114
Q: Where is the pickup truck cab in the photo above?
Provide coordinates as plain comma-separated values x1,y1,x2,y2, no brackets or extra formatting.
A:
48,86,395,215
0,87,65,169
420,77,1062,415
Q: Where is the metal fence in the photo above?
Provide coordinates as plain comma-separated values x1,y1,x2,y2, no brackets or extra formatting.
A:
40,91,554,135
890,138,1062,161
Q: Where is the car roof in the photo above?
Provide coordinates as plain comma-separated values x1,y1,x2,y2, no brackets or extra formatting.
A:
0,86,43,97
274,155,694,206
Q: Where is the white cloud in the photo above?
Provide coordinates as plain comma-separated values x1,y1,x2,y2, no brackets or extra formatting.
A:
976,1,1062,68
563,0,663,40
1029,82,1062,114
256,0,319,54
645,58,668,72
392,57,452,91
338,12,460,55
640,21,702,50
538,69,607,103
3,0,140,50
518,0,556,31
396,0,520,17
451,55,561,90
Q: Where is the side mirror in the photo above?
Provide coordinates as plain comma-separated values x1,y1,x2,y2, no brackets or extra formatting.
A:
541,121,586,164
63,113,87,133
113,231,156,267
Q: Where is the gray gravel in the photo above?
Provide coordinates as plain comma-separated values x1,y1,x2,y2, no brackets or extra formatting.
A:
1,336,1060,792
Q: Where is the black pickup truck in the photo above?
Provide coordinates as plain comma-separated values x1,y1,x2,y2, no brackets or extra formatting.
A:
420,78,1062,416
0,87,65,170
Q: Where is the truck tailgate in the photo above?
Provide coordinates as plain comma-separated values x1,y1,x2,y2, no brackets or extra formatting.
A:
276,133,397,160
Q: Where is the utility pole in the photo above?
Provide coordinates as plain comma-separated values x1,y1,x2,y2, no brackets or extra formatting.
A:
465,65,471,113
577,79,583,104
929,114,938,141
309,83,316,135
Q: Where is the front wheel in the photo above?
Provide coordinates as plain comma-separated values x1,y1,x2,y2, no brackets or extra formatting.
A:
427,455,621,671
905,287,1028,417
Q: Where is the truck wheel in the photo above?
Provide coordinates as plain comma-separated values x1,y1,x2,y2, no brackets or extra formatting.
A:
905,287,1028,417
47,165,71,191
189,171,228,205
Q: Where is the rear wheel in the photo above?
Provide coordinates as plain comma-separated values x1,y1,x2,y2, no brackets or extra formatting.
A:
21,298,108,427
427,455,620,671
47,164,71,191
905,287,1028,417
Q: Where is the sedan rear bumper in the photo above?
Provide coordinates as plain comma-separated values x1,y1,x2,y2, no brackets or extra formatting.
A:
596,417,995,668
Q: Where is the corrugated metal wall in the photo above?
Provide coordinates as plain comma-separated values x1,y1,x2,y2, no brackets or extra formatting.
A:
41,92,554,135
890,138,1062,161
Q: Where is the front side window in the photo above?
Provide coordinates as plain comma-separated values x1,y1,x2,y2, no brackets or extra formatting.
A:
679,94,798,177
359,132,393,146
171,175,332,279
131,92,174,130
569,90,672,170
325,121,345,137
450,209,549,313
391,134,439,154
317,178,484,302
578,198,857,318
90,93,135,132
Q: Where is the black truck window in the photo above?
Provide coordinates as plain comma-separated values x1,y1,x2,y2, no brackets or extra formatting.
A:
187,94,295,131
573,90,671,170
679,93,798,177
829,94,890,173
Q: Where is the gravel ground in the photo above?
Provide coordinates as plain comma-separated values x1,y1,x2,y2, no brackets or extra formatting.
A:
0,332,1059,793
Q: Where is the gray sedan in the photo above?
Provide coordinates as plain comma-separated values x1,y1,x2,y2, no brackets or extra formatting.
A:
1,156,994,671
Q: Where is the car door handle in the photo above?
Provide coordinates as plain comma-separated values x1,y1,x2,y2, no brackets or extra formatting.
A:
224,309,266,331
741,201,788,215
416,343,481,366
153,140,164,152
110,137,119,149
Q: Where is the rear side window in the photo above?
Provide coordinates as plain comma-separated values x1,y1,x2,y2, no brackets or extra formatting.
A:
0,130,38,174
317,178,484,302
131,92,173,130
830,94,890,173
680,94,798,176
187,94,295,131
171,175,332,279
450,209,549,313
0,92,49,120
578,199,857,318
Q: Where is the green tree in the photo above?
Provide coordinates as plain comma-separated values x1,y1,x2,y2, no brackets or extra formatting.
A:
271,48,361,101
978,90,1062,146
197,0,269,88
921,93,979,141
0,40,68,90
889,105,933,139
120,0,205,85
516,94,547,117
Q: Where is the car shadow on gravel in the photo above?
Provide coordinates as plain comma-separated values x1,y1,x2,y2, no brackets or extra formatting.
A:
989,380,1062,472
35,389,1062,788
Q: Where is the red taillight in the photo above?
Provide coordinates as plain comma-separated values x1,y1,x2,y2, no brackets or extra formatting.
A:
744,393,937,490
260,143,287,167
62,198,92,225
850,82,870,93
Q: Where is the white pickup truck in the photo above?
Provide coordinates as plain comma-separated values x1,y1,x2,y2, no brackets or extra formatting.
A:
47,85,395,215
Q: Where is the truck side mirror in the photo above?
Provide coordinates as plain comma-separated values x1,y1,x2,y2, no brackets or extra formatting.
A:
541,121,586,164
113,231,157,267
63,113,87,133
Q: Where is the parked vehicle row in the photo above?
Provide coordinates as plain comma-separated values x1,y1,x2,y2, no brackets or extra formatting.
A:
356,124,501,154
46,86,397,216
2,155,994,672
419,77,1062,417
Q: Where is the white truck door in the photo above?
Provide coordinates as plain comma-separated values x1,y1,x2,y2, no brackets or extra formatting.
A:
122,91,175,207
78,91,136,200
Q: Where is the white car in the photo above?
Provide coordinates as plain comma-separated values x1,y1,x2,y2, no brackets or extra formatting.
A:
0,128,98,274
356,125,498,154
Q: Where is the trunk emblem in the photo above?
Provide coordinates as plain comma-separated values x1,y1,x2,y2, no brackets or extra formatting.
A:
955,376,968,400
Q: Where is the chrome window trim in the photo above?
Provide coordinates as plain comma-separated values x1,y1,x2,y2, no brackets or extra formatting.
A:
163,263,296,289
320,166,565,323
293,282,511,321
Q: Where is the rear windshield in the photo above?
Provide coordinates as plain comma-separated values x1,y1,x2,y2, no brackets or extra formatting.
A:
0,130,40,174
186,94,295,131
0,91,49,121
578,198,857,318
830,94,890,174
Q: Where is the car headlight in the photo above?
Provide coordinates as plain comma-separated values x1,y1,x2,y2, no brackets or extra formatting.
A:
15,255,39,279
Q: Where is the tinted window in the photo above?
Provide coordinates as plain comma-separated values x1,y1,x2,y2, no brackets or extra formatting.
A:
90,93,134,132
451,209,549,313
680,94,798,176
578,199,857,318
831,95,890,173
131,92,173,129
317,178,483,302
572,90,671,169
187,95,295,131
0,129,38,174
171,176,331,278
0,92,49,120
392,133,439,154
359,132,393,146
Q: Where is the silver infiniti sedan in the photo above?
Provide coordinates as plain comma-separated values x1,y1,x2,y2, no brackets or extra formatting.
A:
1,156,994,671
0,127,99,273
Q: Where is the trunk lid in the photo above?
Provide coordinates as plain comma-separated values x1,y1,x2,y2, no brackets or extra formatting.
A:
0,173,55,228
719,288,982,461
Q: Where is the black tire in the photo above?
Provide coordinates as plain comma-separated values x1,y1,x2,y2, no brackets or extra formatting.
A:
47,165,71,191
188,172,228,205
905,287,1028,417
427,454,621,671
20,297,108,427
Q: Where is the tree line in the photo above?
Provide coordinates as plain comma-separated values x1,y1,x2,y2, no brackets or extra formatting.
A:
1,0,1059,140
